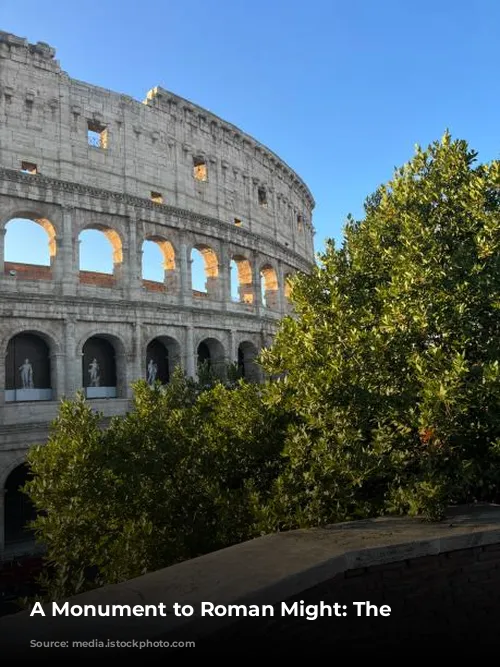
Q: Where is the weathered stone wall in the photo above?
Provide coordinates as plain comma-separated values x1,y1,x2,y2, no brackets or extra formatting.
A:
0,505,499,654
0,31,315,557
204,544,500,647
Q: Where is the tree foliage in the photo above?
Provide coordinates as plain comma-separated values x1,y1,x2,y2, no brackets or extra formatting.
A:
259,132,500,526
25,368,287,600
23,133,500,600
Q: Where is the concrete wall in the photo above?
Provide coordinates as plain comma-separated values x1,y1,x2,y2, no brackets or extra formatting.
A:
0,30,316,556
0,504,499,654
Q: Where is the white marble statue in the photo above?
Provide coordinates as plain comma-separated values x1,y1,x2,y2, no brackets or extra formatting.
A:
19,358,34,389
147,358,158,385
88,358,100,387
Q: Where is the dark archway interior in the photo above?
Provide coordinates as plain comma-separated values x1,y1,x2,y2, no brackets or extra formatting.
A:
238,342,259,382
4,464,36,545
82,336,116,387
146,339,170,384
5,334,50,390
238,346,245,377
197,341,211,368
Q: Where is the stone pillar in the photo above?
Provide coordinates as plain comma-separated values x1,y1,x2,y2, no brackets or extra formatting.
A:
0,227,6,274
0,340,6,417
128,213,142,300
277,260,286,314
254,252,263,312
52,352,65,400
185,326,195,378
64,319,77,396
115,243,127,288
0,488,4,558
61,206,77,296
179,242,192,306
221,251,232,308
132,321,143,385
228,329,237,365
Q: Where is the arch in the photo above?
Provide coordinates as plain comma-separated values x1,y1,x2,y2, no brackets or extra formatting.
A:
191,244,219,297
231,255,254,304
197,337,226,377
0,454,28,490
145,335,181,385
142,236,177,290
81,334,122,398
78,224,123,285
4,215,57,279
260,264,279,309
237,341,260,382
144,236,176,271
4,463,36,546
5,332,53,402
0,325,61,360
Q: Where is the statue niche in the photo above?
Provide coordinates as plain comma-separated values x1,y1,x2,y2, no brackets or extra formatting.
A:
82,336,117,398
146,339,169,385
5,333,52,402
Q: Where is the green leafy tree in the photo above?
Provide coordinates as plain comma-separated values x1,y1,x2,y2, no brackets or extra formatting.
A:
24,133,500,601
24,368,286,600
259,133,500,527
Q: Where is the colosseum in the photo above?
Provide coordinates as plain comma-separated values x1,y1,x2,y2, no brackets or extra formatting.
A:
0,31,315,559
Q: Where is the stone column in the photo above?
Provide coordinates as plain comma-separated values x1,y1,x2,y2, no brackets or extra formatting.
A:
179,242,192,306
0,489,4,558
0,227,6,275
185,326,195,378
0,343,6,416
277,260,286,314
253,251,263,315
132,321,143,384
61,206,77,296
228,329,237,365
64,318,77,396
128,212,142,300
52,352,65,400
220,244,232,307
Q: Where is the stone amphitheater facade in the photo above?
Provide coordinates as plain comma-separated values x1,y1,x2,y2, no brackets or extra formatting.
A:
0,31,315,557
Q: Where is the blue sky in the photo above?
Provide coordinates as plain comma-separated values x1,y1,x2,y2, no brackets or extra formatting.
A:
3,0,500,290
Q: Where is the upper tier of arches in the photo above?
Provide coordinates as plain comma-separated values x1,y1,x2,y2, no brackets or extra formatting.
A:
0,33,315,258
2,212,297,314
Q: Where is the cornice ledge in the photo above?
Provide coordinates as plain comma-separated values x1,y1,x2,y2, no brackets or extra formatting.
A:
0,168,313,267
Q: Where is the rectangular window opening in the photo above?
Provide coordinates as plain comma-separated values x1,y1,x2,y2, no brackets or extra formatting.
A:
297,214,304,232
87,120,108,149
21,161,37,175
258,186,268,207
193,156,208,182
151,191,163,204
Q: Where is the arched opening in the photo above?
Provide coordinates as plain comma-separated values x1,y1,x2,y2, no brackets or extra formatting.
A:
5,333,52,402
197,337,225,377
230,255,254,304
82,335,117,398
191,244,218,298
4,463,36,546
78,225,122,288
260,264,279,309
197,341,211,366
146,336,180,385
4,216,56,281
237,341,260,382
142,237,177,292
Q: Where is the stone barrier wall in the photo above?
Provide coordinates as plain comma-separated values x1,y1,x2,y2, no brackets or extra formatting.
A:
1,504,499,654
